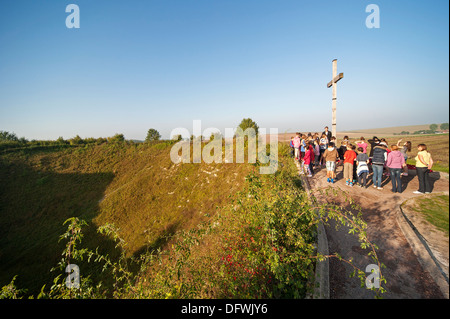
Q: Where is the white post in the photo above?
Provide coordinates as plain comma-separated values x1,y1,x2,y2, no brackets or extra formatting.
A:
332,59,337,139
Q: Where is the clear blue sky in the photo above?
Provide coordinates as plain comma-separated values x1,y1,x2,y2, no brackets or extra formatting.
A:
0,0,448,140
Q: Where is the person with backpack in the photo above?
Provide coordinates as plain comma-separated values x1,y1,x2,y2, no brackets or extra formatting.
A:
356,147,370,188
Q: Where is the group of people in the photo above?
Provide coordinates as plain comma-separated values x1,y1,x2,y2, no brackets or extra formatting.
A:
289,126,434,194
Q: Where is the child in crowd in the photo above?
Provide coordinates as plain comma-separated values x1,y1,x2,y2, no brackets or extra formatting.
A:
343,144,357,186
319,133,328,167
300,135,307,160
303,142,315,177
414,144,433,194
397,139,412,176
329,136,337,147
293,133,301,160
356,137,368,154
289,136,295,158
351,144,358,185
313,133,319,142
313,139,321,167
337,140,347,169
356,147,370,188
322,142,339,183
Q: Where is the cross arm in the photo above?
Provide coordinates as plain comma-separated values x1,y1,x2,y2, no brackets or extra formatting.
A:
327,73,344,88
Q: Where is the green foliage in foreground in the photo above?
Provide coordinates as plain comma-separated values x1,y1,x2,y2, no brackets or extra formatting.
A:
1,146,386,299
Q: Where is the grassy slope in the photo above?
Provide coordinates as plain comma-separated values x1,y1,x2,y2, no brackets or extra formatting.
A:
409,194,449,236
0,141,254,295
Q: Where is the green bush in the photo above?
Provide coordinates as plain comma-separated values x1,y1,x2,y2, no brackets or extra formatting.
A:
145,129,161,142
107,134,125,144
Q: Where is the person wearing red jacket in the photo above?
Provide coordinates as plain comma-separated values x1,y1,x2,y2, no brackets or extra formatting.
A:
343,144,357,186
303,143,315,177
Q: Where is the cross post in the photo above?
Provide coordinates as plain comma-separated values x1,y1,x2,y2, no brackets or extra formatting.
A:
327,59,344,139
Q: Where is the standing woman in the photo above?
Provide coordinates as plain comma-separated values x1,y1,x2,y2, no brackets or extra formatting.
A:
386,145,406,193
414,144,433,194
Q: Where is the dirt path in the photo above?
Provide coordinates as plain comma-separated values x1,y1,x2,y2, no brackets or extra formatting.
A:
306,164,449,299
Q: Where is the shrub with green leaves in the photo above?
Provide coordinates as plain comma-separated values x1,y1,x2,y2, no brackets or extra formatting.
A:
0,143,386,299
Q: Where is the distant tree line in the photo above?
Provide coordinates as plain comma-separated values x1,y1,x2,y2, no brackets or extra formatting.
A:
0,131,131,152
393,123,449,135
1,118,262,152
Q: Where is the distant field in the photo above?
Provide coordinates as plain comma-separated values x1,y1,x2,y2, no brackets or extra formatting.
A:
341,124,445,135
273,124,447,142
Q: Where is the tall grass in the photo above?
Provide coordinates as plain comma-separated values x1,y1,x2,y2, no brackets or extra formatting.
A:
1,142,386,299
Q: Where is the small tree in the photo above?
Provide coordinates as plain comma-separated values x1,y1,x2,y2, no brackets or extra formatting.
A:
108,134,125,143
236,118,259,137
145,128,161,142
56,136,67,145
172,134,182,142
209,132,223,141
429,124,438,132
440,123,449,130
0,131,19,142
69,135,84,145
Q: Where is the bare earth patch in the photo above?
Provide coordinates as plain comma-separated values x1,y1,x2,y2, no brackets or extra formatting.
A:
307,165,449,299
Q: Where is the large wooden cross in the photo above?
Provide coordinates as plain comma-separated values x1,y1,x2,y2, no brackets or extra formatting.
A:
327,59,344,139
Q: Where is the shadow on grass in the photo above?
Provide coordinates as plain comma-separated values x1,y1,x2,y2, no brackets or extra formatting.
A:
0,159,117,296
132,221,181,258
